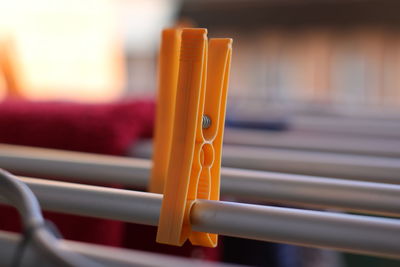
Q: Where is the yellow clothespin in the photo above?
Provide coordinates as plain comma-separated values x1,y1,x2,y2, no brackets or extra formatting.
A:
154,28,232,247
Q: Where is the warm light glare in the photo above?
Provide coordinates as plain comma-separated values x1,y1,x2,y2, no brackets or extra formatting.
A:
0,0,125,102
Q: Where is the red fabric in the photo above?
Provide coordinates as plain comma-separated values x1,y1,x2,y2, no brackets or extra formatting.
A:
0,99,220,260
0,99,154,155
0,99,155,247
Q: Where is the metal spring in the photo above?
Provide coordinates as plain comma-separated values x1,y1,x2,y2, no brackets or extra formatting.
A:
202,115,212,129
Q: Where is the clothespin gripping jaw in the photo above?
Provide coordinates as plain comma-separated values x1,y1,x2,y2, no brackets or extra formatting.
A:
189,37,233,246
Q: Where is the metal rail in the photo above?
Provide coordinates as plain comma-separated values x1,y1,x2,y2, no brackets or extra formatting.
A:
132,141,400,183
224,128,400,157
220,145,400,183
2,143,400,185
0,177,398,259
0,230,232,267
221,168,400,217
291,114,400,139
227,105,400,138
1,144,400,217
4,143,400,185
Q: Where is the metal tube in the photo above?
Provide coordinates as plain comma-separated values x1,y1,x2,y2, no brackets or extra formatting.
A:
132,141,400,183
2,144,400,217
291,114,400,139
0,230,232,267
220,168,400,217
16,177,161,226
191,200,400,259
229,105,400,138
220,145,400,184
224,128,400,157
232,110,400,138
0,143,150,186
3,143,400,184
0,177,399,259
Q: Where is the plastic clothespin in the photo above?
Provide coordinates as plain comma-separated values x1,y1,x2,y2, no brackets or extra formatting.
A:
149,28,181,194
155,28,232,247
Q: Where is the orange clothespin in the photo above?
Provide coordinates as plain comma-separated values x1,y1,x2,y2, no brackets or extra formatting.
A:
149,28,181,194
155,28,232,247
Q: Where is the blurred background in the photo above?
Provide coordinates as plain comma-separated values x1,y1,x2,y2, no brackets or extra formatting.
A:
2,0,400,112
1,0,400,267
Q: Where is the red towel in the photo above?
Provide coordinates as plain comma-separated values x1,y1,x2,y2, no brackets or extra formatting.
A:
0,99,154,155
0,99,155,247
0,99,220,260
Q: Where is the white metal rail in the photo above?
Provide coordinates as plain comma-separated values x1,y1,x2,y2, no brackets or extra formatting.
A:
0,176,398,259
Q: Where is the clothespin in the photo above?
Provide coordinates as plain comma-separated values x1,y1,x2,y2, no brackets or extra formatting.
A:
153,28,232,247
149,28,181,194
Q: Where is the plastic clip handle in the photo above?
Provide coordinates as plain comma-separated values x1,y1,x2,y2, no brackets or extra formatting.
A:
156,28,232,247
150,29,181,194
189,38,232,246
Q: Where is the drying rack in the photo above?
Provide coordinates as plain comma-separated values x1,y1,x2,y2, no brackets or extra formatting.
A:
0,143,399,264
0,27,399,266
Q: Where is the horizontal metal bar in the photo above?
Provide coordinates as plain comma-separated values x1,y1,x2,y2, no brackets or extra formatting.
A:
0,177,399,259
16,177,160,225
220,145,400,184
222,146,400,184
0,143,150,187
291,114,400,139
228,104,400,138
0,230,232,267
192,200,400,260
224,128,400,157
133,141,400,184
1,144,400,217
221,168,400,217
5,142,400,185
